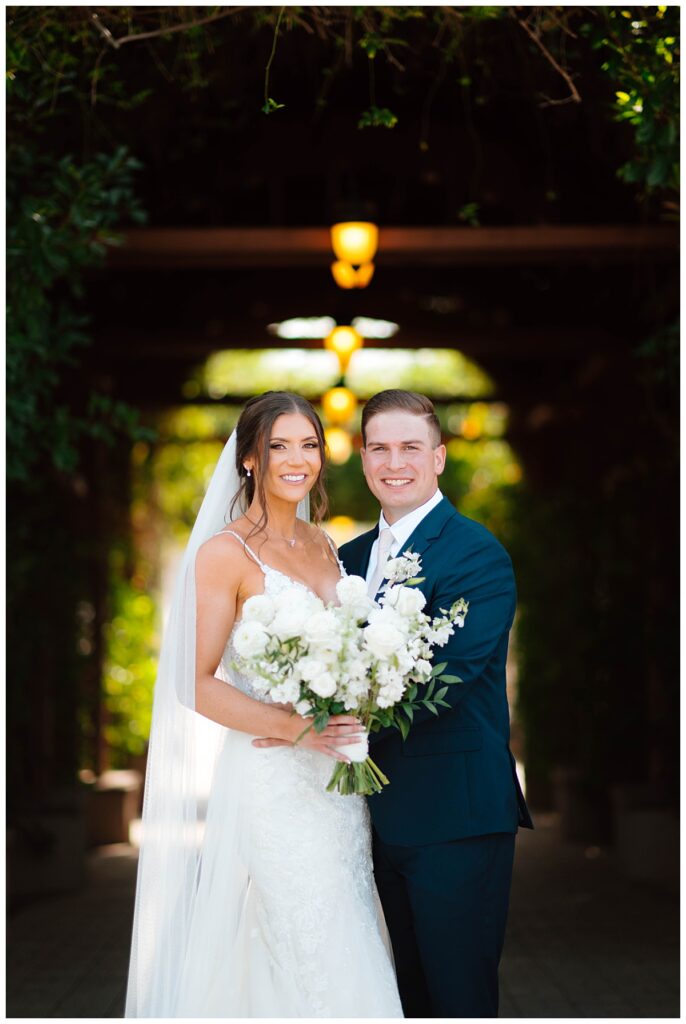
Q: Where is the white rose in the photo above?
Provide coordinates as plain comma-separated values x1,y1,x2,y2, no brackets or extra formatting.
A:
304,610,343,651
415,658,433,678
309,671,337,698
364,622,405,660
335,575,369,606
384,584,426,618
297,656,328,682
295,699,313,717
241,594,275,626
233,620,269,658
270,603,309,640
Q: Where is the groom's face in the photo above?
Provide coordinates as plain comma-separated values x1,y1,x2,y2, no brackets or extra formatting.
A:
360,411,446,524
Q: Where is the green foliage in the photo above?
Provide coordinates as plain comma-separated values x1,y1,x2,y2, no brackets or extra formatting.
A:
7,11,156,788
6,143,149,482
580,7,680,202
103,574,158,764
358,105,399,129
457,202,481,226
262,97,285,114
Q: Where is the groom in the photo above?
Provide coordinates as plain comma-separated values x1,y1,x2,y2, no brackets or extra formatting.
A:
338,389,532,1018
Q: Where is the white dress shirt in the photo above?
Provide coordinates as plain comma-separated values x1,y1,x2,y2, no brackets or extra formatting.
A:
364,489,444,588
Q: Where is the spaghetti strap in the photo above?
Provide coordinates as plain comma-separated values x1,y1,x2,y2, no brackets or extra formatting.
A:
215,529,267,572
321,529,346,576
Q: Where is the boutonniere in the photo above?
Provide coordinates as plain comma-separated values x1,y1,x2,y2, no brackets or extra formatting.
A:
381,547,423,591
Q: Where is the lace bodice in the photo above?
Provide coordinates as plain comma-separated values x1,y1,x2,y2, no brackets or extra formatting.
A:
218,529,346,701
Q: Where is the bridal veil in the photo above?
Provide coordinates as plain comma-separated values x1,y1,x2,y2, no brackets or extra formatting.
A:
125,430,308,1016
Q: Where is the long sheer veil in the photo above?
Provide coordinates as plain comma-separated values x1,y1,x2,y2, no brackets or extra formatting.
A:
125,430,309,1017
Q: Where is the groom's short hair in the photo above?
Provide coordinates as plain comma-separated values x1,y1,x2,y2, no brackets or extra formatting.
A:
361,390,442,446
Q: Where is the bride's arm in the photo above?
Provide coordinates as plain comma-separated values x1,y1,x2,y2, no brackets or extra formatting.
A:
194,536,360,761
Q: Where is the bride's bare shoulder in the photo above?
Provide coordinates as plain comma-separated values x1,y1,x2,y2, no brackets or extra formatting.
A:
196,522,254,581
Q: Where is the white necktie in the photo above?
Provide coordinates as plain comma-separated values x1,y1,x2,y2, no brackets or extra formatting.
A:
368,527,395,597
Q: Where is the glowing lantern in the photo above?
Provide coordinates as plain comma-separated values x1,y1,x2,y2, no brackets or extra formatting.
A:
322,386,358,426
331,222,378,265
330,222,378,290
324,326,364,372
324,427,353,465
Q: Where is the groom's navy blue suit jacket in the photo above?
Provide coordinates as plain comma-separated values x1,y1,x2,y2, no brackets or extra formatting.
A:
339,496,533,847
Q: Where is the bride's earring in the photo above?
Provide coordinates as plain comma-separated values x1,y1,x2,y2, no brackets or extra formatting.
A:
245,467,252,477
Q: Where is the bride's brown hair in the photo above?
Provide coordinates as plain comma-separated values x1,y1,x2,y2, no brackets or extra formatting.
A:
229,391,329,535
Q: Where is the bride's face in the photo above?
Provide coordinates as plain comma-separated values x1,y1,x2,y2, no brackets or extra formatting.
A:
249,412,322,505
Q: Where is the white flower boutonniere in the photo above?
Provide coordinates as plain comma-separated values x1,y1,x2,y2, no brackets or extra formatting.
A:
381,548,423,590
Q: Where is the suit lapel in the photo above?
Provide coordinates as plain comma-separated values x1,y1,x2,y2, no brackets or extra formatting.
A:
352,524,378,579
397,496,455,563
370,497,455,597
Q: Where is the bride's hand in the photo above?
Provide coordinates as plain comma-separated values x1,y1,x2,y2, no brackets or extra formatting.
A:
252,715,364,763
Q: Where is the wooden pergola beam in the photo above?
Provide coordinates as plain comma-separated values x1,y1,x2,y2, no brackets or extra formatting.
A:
107,225,679,269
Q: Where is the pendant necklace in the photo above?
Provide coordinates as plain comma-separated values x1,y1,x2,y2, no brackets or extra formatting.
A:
246,516,297,547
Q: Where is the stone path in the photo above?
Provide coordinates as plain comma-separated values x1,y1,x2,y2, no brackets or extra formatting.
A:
6,813,679,1018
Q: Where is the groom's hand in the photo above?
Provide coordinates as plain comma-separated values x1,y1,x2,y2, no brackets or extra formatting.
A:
252,715,364,763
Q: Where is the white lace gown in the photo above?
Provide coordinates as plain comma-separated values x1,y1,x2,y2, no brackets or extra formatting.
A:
173,535,403,1018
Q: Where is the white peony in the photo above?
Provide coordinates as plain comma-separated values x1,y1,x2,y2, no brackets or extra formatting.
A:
304,610,343,651
241,594,275,626
335,575,369,606
270,603,310,640
272,586,323,614
309,670,337,698
233,620,269,658
384,584,426,617
364,621,405,660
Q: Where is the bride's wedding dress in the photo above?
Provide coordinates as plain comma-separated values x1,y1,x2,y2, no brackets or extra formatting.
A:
173,532,403,1018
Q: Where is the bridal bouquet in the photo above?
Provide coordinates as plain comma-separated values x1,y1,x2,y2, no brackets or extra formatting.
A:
232,550,468,796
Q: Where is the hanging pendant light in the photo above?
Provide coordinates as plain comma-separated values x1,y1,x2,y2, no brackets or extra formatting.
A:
322,386,358,426
330,221,378,290
330,222,379,265
324,325,364,373
324,427,353,465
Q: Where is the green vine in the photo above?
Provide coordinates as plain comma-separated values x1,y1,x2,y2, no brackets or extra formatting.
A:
262,6,286,115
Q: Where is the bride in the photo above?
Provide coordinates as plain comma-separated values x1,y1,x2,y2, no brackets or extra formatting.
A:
125,391,403,1018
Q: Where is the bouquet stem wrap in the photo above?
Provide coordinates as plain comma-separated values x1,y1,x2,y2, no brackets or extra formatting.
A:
325,731,390,795
338,731,369,763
